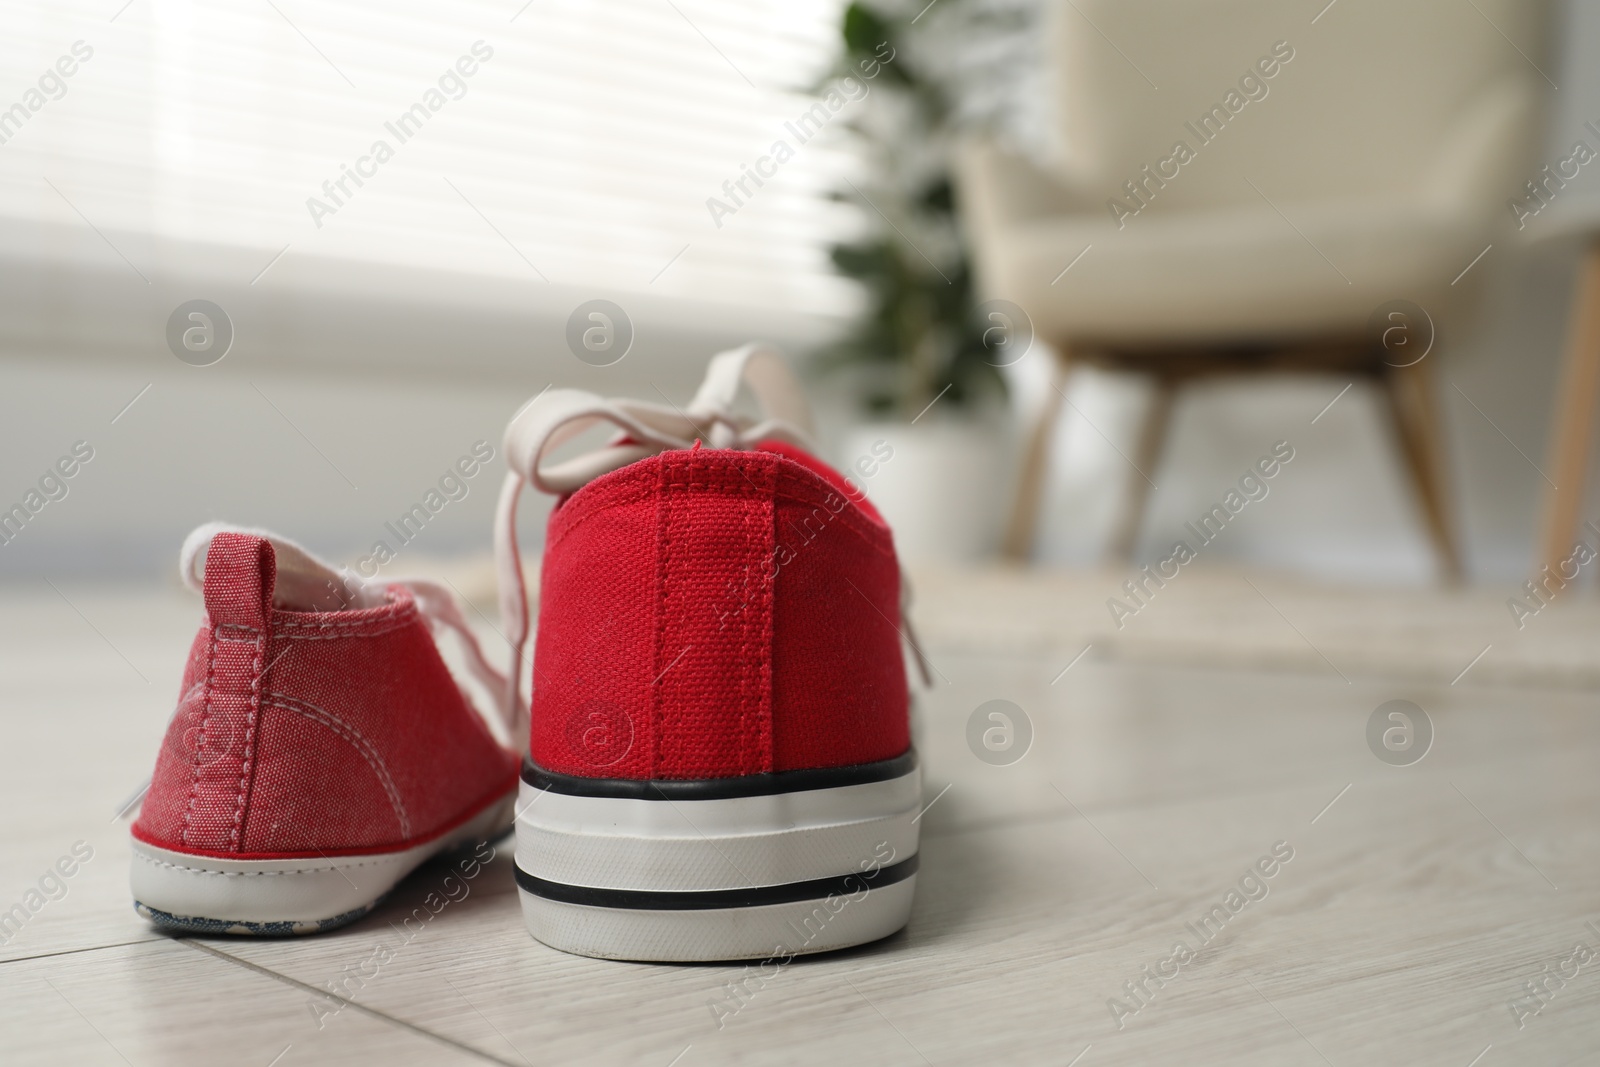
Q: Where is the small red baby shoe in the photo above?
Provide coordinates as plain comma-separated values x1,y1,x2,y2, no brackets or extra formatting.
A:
495,344,925,961
130,524,519,934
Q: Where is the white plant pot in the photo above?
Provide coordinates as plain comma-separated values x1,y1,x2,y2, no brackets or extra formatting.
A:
837,420,1013,563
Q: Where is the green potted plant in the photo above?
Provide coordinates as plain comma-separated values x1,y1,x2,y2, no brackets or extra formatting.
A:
816,0,1028,561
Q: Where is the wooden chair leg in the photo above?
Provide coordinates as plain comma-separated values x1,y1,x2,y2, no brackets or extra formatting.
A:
1536,238,1600,578
1109,375,1175,560
1002,345,1071,562
1382,359,1463,582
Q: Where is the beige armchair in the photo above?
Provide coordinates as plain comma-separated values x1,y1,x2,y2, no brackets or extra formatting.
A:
958,0,1548,575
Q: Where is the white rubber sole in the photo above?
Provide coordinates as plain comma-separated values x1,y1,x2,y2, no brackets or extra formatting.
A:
514,753,921,961
130,791,515,935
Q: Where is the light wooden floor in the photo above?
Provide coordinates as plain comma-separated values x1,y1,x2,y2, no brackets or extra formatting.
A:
3,579,1598,1066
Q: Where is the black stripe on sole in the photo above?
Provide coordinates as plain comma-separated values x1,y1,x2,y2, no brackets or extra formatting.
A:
521,750,917,801
515,855,919,911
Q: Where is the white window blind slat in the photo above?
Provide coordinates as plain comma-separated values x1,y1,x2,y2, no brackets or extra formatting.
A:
0,0,859,321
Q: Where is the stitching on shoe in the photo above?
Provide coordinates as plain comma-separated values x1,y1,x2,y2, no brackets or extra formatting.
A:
270,599,418,638
657,480,772,494
739,473,755,772
133,851,402,877
230,627,266,850
754,475,775,774
269,618,417,640
652,458,673,779
549,464,893,559
263,693,412,839
273,617,411,633
271,595,414,627
180,620,221,849
734,455,773,772
545,479,655,554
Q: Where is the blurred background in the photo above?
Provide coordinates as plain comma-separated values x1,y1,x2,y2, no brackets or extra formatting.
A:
0,0,1592,592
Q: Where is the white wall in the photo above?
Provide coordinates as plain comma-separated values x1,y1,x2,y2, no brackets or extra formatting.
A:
0,267,832,580
0,232,1583,585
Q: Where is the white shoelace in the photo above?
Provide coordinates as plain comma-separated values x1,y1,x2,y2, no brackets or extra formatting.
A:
179,522,516,746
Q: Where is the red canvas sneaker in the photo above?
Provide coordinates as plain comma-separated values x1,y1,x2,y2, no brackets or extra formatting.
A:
130,525,520,934
495,344,926,961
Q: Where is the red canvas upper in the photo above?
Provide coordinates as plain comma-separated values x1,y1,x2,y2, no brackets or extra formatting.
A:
529,441,911,780
134,533,519,859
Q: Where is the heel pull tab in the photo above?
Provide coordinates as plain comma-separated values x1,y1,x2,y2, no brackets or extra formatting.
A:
179,532,274,851
201,532,276,629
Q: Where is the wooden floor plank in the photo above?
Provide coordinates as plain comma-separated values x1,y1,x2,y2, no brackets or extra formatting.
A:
0,938,509,1065
4,581,1599,1064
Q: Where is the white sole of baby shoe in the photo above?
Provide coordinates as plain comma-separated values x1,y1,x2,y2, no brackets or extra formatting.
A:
514,752,921,962
130,790,516,935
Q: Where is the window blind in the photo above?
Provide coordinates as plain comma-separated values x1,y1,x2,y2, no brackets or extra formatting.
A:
0,0,857,329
